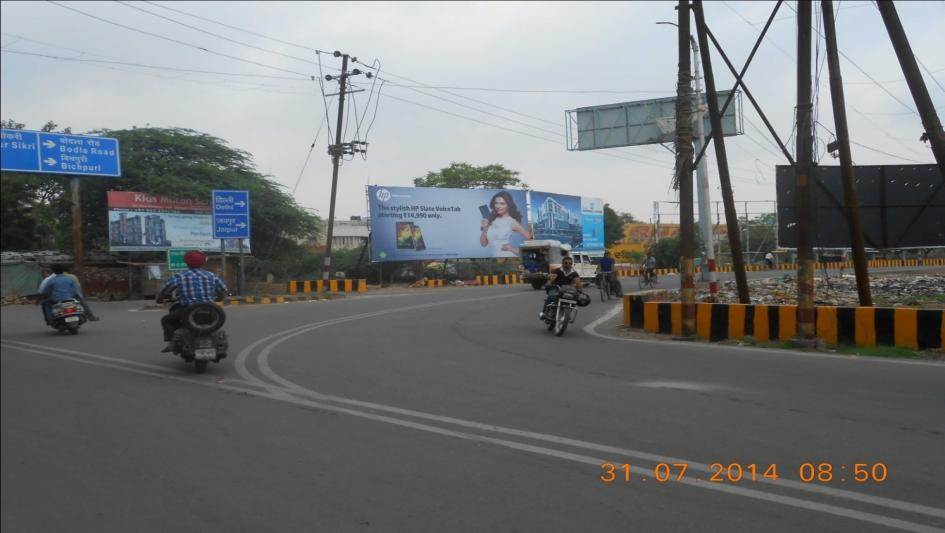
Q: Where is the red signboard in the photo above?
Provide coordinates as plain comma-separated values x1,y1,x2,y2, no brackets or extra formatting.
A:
106,191,210,213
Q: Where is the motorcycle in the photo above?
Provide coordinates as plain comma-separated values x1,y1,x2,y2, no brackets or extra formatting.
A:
48,299,86,334
541,286,588,337
164,301,229,374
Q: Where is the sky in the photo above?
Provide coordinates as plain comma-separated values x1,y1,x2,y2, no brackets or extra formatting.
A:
1,1,943,225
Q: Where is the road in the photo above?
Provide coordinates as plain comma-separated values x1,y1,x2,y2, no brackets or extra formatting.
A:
2,268,944,532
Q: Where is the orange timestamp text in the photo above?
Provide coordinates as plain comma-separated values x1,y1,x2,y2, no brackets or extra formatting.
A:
599,462,888,484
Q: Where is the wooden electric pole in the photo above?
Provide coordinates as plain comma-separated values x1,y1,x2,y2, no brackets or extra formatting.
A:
822,0,872,306
795,1,816,340
676,0,696,338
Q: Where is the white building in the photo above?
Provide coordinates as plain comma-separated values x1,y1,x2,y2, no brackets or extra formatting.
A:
315,217,370,250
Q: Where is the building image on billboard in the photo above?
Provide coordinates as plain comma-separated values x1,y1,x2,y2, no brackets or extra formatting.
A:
530,191,584,250
110,213,169,247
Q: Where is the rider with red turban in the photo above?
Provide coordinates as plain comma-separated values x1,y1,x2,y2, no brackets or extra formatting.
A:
157,250,228,352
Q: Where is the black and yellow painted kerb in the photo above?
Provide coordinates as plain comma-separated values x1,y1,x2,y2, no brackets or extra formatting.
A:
476,274,525,286
623,295,944,350
286,279,368,294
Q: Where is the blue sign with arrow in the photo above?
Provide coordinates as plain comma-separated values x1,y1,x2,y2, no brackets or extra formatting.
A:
1,128,121,177
212,189,250,239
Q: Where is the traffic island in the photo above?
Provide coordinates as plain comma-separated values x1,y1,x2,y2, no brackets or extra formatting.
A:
621,295,944,352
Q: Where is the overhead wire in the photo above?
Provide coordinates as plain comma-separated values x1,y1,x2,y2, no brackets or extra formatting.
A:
114,1,318,67
782,0,918,115
45,0,314,78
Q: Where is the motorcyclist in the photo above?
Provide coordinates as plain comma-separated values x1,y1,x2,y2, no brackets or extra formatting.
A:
157,250,228,353
39,264,99,323
540,255,583,320
596,250,619,295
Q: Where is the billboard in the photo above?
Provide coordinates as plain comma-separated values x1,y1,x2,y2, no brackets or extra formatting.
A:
529,191,605,255
566,91,743,151
369,186,529,261
776,165,943,249
107,191,251,252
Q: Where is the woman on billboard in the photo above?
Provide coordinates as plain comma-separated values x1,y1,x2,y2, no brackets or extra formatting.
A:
479,191,531,257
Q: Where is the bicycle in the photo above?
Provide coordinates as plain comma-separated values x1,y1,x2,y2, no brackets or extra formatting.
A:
638,270,657,290
597,272,616,302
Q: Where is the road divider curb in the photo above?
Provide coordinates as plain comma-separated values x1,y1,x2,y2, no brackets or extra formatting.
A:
622,295,944,350
287,279,367,294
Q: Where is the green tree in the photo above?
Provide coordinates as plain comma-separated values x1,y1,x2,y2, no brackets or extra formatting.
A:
412,162,527,189
603,203,625,248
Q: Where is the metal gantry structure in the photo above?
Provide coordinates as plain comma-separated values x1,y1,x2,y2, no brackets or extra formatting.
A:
676,0,945,341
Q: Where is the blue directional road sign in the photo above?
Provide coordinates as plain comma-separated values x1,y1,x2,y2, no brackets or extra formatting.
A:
1,128,121,177
212,189,251,239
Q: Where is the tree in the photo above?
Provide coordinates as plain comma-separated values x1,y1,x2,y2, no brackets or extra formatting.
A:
603,204,624,248
617,211,637,225
0,123,319,263
413,162,527,189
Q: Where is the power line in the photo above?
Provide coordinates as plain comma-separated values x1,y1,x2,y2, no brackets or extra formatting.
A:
46,1,313,78
380,92,671,169
0,48,311,81
115,1,317,67
1,47,316,95
142,0,327,54
783,0,918,115
381,84,669,95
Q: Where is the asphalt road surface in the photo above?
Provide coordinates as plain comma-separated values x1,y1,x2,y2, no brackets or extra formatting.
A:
3,268,944,532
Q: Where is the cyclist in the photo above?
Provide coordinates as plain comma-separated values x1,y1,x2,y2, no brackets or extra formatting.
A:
644,253,657,282
596,250,620,296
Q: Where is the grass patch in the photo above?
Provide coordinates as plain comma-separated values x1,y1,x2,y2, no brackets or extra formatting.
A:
730,337,933,360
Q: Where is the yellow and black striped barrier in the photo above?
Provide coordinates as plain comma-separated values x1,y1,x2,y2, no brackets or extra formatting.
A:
622,295,943,350
287,279,367,294
476,274,523,286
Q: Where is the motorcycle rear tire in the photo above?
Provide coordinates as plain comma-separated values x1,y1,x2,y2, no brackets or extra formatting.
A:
68,326,79,335
194,360,208,374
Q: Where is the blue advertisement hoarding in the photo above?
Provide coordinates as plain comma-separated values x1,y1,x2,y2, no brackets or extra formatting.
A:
529,191,605,255
369,186,530,262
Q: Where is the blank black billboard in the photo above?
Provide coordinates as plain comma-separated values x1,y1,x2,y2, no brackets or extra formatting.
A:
777,164,944,248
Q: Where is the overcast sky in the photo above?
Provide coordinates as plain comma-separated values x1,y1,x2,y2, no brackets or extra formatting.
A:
2,1,943,223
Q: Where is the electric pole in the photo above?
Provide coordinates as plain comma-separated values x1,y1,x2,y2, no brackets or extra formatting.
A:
321,51,371,290
822,0,872,306
690,34,718,299
676,0,696,338
795,2,816,340
876,1,945,177
693,0,750,304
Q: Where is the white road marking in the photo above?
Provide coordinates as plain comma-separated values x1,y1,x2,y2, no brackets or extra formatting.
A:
4,340,943,533
236,303,945,523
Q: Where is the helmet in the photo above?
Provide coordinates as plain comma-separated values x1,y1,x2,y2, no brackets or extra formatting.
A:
183,250,207,268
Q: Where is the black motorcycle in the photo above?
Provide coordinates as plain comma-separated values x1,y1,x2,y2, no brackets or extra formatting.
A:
541,286,588,337
48,299,86,334
164,301,229,373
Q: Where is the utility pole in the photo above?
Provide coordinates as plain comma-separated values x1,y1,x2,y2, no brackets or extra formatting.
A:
822,0,872,306
70,177,83,274
693,0,750,304
795,1,816,340
676,0,696,338
321,51,371,290
690,35,718,298
876,1,945,177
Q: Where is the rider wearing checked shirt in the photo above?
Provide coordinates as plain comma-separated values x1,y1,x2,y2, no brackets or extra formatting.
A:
157,250,228,352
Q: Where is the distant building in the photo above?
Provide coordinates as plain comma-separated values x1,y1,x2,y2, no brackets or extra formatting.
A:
312,216,370,251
